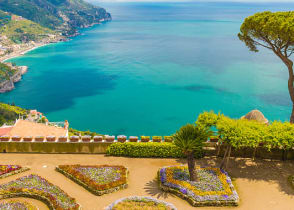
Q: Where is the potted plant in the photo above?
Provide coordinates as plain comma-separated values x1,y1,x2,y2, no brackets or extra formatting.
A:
11,136,21,142
105,135,115,142
93,136,103,142
141,136,150,142
164,136,173,142
117,135,126,143
35,136,44,142
0,135,10,142
152,136,162,143
82,135,91,142
46,136,56,142
58,136,68,142
129,136,138,142
23,136,33,142
70,136,79,142
210,136,219,143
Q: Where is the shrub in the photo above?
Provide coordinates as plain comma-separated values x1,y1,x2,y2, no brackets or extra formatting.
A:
106,142,204,158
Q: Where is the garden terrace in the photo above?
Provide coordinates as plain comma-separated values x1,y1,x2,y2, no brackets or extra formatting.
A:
0,154,293,210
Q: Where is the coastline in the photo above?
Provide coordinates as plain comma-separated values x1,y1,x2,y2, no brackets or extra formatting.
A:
0,42,58,63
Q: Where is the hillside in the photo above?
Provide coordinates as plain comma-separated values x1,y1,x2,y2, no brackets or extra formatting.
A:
0,13,56,44
0,102,28,126
0,0,111,36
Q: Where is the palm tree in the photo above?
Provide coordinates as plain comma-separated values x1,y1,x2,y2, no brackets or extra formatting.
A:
173,124,212,181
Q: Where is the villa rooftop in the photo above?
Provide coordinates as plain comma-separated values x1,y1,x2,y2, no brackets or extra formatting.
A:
6,120,67,137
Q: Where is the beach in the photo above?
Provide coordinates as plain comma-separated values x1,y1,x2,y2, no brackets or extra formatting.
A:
0,41,59,63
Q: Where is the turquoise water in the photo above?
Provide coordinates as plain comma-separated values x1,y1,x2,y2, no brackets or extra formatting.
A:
1,2,294,136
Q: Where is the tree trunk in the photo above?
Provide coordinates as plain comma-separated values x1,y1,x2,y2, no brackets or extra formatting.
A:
220,145,229,169
224,145,232,169
275,51,294,123
252,147,257,160
187,152,198,181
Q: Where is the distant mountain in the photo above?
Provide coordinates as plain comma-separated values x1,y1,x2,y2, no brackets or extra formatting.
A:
0,0,111,36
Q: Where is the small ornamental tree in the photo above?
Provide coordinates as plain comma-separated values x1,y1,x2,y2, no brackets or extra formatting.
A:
173,124,212,181
238,11,294,122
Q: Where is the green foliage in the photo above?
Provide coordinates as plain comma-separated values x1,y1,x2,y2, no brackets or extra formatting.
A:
0,18,54,43
0,103,28,126
196,111,222,128
173,124,212,155
238,11,294,53
0,63,16,83
0,0,111,36
206,112,294,151
68,127,102,138
106,142,204,158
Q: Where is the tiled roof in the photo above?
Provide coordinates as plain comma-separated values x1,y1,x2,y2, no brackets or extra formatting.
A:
7,120,67,137
0,126,13,136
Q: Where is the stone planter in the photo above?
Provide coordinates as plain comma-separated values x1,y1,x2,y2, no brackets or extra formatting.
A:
141,136,150,143
0,135,10,142
117,135,126,143
164,136,173,142
152,136,162,143
82,136,91,142
11,136,21,142
58,136,68,142
106,136,115,142
34,136,45,142
129,136,138,142
70,136,79,142
93,136,103,142
46,136,56,142
23,136,33,142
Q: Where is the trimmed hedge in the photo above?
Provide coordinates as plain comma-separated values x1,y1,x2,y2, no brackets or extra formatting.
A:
106,142,204,158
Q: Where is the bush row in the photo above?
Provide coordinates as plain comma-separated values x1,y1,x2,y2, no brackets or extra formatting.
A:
106,142,204,158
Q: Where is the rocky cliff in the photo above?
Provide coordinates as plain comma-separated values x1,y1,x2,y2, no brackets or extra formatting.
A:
0,65,27,93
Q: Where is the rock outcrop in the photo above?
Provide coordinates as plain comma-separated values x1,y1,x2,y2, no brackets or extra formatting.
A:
0,66,27,93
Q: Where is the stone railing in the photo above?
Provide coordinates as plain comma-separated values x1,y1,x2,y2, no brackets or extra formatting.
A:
0,135,175,143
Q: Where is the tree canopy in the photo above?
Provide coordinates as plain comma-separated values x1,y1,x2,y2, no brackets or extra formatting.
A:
238,11,294,59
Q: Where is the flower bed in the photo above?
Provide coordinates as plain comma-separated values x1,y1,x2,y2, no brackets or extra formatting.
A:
0,165,29,179
0,174,80,210
0,200,37,210
56,165,128,196
159,166,239,207
105,196,177,210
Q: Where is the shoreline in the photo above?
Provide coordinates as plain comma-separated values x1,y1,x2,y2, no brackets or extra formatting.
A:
0,42,58,63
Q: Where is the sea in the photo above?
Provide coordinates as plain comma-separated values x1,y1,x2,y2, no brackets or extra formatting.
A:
1,2,294,136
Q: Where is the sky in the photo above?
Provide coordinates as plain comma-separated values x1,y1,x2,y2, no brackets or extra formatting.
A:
90,0,294,2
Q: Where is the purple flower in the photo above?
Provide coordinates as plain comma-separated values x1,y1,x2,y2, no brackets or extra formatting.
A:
180,188,187,194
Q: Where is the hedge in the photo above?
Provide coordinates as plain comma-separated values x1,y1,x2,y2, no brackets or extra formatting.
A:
106,142,204,158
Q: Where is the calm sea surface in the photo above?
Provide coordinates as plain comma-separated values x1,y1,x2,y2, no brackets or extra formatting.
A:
1,2,294,136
